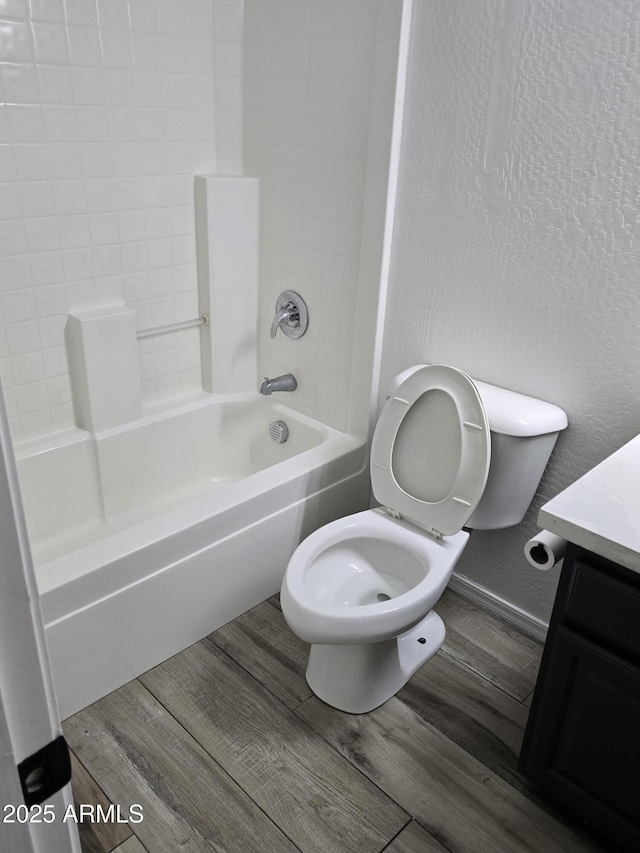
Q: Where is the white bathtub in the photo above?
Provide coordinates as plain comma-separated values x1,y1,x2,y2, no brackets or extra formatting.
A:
15,394,367,719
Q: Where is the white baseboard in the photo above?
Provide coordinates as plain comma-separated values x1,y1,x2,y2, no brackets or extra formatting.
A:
449,572,549,643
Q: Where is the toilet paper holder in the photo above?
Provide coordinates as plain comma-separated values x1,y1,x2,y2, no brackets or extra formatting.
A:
524,530,567,571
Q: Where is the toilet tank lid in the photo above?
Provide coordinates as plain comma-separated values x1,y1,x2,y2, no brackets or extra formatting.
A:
388,366,568,438
473,380,568,437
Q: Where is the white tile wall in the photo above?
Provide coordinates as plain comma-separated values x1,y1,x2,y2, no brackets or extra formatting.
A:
244,0,379,432
0,0,243,442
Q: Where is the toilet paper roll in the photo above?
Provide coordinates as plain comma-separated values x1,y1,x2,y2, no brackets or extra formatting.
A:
524,530,567,571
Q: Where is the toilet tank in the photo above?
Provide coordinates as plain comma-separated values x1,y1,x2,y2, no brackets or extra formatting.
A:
386,366,568,531
466,379,568,529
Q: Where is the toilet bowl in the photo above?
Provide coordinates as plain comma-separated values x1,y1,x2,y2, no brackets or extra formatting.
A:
281,364,568,714
281,509,468,645
280,508,469,713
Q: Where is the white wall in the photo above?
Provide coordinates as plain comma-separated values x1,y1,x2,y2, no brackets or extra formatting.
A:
381,0,640,623
0,0,243,443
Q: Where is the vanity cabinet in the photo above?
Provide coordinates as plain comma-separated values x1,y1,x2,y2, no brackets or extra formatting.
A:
519,543,640,852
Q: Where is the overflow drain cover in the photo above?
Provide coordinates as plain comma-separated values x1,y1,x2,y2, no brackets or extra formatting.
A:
269,420,289,443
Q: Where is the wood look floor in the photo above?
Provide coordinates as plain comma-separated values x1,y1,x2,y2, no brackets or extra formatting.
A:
63,590,615,853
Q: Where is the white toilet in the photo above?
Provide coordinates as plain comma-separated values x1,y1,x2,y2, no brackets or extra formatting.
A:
281,364,568,713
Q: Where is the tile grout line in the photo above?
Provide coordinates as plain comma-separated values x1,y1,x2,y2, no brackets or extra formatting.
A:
436,647,537,704
111,832,151,853
68,747,134,853
376,816,413,852
133,675,307,853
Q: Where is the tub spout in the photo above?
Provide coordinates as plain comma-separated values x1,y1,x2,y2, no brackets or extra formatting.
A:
260,374,297,395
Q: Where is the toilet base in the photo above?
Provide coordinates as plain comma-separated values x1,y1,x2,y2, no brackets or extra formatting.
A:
305,610,446,714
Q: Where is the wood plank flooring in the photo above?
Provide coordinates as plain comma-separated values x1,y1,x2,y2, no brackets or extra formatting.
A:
63,589,616,853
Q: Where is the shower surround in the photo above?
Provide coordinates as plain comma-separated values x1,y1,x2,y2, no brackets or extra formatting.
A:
0,0,243,441
1,1,406,715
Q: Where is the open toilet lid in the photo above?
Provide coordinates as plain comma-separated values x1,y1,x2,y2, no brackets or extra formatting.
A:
370,365,491,537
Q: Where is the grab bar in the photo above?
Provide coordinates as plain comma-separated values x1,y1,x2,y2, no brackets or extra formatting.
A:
136,314,209,340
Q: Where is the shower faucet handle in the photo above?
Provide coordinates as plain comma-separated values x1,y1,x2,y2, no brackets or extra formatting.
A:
270,290,308,339
270,304,297,338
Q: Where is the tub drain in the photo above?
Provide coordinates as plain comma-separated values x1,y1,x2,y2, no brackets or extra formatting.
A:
377,593,391,602
269,420,289,443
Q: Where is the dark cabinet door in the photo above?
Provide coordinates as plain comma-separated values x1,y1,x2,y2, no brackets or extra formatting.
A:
522,625,640,852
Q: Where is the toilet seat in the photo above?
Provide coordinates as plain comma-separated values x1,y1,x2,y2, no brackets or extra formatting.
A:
370,364,490,537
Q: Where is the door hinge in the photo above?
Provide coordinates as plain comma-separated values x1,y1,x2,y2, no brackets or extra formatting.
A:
17,735,72,806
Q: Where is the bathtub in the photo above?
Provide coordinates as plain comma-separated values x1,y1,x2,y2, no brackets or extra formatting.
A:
15,394,367,719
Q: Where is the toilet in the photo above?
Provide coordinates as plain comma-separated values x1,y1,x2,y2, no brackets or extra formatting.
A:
281,364,568,713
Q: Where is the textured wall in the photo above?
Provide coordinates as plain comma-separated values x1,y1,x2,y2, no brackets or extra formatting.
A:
382,0,640,622
0,0,243,442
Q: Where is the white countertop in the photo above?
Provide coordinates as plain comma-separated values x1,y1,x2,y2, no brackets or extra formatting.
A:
538,434,640,574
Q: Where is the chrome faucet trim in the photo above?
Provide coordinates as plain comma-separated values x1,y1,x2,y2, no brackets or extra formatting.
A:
259,374,297,395
270,291,308,339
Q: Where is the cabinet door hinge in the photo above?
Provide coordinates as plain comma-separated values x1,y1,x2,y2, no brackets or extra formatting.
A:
17,735,72,806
